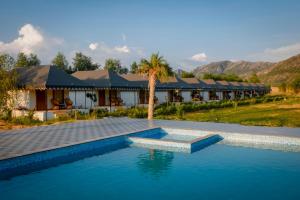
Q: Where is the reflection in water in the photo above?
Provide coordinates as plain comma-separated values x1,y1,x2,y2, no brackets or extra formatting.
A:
136,149,174,178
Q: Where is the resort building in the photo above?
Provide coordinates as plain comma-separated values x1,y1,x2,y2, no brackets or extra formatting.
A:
12,65,270,120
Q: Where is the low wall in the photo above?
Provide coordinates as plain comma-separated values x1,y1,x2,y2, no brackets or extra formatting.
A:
163,128,300,152
12,110,55,121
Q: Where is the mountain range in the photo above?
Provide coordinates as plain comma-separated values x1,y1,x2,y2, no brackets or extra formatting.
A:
193,54,300,86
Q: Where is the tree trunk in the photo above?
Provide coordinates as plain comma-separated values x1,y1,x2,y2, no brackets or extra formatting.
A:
148,73,156,120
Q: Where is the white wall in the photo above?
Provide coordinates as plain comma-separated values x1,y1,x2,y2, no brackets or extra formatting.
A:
216,91,223,100
13,90,36,110
155,91,168,104
69,90,97,109
241,91,245,99
120,91,138,106
229,91,235,100
201,91,209,101
181,91,192,102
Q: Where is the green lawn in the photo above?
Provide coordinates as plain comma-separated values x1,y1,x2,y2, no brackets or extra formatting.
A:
155,98,300,127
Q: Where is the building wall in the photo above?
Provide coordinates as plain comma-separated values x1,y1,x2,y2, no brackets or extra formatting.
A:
229,91,235,100
216,91,223,100
12,90,36,110
120,91,138,106
241,91,245,99
155,91,168,103
201,91,209,101
181,91,192,102
69,90,97,109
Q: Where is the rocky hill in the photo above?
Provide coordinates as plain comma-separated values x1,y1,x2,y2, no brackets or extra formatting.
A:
259,54,300,86
193,54,300,86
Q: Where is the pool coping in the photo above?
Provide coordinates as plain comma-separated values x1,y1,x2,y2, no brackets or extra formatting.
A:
0,126,161,162
1,118,300,162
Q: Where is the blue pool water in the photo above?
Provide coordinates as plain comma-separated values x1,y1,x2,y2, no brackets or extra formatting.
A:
1,144,300,200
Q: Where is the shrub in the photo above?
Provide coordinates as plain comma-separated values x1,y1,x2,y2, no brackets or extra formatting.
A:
128,107,147,118
176,105,185,119
154,104,177,115
91,108,109,118
109,108,129,117
0,109,12,121
68,110,88,120
11,116,41,125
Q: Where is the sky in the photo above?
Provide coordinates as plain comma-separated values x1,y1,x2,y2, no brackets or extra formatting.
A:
0,0,300,71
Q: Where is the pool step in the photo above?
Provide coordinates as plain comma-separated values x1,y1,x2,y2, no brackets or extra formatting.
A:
127,134,222,153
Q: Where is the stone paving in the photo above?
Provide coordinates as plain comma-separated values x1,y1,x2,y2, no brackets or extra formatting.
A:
1,117,300,160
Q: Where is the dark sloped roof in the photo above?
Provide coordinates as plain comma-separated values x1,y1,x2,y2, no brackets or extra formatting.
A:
122,74,195,89
72,69,136,88
15,65,90,89
121,74,149,88
157,75,193,89
215,80,233,90
200,79,218,89
181,78,207,89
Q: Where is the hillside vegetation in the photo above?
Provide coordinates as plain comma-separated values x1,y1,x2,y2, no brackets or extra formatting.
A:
194,54,300,86
260,54,300,86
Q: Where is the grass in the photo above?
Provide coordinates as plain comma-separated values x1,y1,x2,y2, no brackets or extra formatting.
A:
155,97,300,127
1,95,299,130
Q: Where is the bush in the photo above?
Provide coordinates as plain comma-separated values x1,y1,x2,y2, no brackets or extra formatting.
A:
68,110,88,120
128,107,147,118
109,108,129,117
154,104,177,115
0,109,12,121
91,108,109,118
176,105,184,119
11,116,41,125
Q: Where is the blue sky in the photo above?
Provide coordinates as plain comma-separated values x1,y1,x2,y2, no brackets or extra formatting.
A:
0,0,300,70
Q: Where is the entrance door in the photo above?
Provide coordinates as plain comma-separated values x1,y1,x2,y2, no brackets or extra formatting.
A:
36,90,47,110
139,90,145,104
168,90,174,102
98,90,106,106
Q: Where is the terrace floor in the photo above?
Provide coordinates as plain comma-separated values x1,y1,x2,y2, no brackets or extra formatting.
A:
0,117,300,160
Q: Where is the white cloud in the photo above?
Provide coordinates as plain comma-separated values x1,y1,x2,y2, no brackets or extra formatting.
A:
114,45,130,53
0,24,64,63
249,42,300,62
0,24,44,54
190,53,207,62
89,42,98,50
264,43,300,56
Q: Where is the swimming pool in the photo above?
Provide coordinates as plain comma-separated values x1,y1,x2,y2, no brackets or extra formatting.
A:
1,143,300,200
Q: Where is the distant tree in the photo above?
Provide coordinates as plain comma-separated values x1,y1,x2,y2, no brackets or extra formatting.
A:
279,82,287,93
15,52,29,67
181,70,195,78
290,77,300,93
130,61,139,73
15,53,40,67
73,52,99,71
0,66,17,116
52,52,69,71
104,58,128,74
27,53,41,66
203,73,243,82
248,73,260,83
119,67,128,74
0,54,15,70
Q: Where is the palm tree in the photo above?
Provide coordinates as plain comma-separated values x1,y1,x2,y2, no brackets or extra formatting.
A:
139,53,172,119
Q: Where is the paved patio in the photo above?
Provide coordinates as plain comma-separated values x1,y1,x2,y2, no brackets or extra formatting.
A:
1,117,300,160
